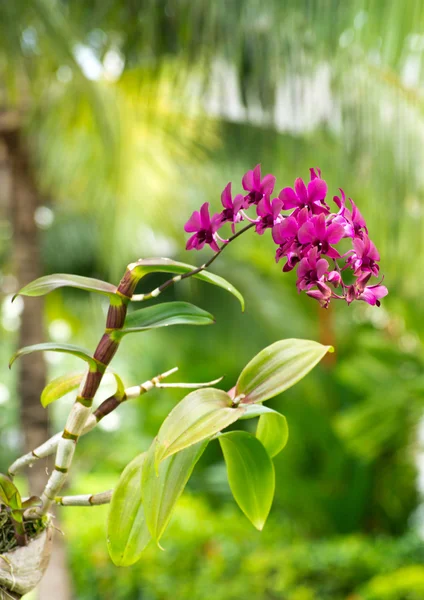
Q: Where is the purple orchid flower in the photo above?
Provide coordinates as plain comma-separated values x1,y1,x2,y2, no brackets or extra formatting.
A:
272,208,309,271
358,283,388,307
184,164,387,309
333,189,368,239
346,234,380,277
255,195,283,235
296,248,329,291
309,167,322,180
242,164,276,206
328,270,342,287
297,213,345,259
278,173,330,215
306,282,333,308
219,183,244,233
184,202,221,252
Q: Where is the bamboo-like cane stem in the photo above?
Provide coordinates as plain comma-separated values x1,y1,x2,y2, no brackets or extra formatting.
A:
29,268,140,516
55,490,112,506
20,230,245,515
9,368,179,478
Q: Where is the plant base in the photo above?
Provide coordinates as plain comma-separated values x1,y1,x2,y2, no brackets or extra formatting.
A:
0,516,52,599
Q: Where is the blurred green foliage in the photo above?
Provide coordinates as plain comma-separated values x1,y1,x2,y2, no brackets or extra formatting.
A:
62,488,424,600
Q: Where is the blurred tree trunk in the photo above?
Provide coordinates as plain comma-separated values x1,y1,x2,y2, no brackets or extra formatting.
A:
1,118,72,600
2,121,49,496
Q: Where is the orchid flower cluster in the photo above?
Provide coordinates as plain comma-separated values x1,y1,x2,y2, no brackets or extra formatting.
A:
184,165,388,308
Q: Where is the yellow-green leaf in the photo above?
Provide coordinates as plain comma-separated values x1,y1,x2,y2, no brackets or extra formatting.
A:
239,404,289,457
236,339,333,404
219,431,275,530
107,454,151,566
9,343,99,371
256,410,289,458
155,388,245,468
142,439,207,545
0,474,22,510
112,302,214,340
41,372,85,407
13,273,117,301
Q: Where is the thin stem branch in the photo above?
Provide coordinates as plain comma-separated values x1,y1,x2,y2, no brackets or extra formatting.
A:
132,222,255,302
12,369,222,480
55,490,112,507
9,367,179,478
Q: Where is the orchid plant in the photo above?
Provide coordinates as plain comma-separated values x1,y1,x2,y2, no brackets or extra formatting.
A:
0,165,386,599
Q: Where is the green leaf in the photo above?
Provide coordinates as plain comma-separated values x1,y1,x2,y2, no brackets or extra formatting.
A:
236,339,333,404
110,371,126,400
240,404,289,456
256,410,289,458
219,431,275,530
155,388,245,468
130,258,244,311
9,343,99,371
107,453,151,566
13,273,117,301
21,496,42,510
0,474,22,510
142,439,207,545
112,301,214,339
41,372,85,407
40,370,125,407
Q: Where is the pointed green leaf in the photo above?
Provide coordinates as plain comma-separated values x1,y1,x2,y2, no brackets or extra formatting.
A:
239,404,289,456
256,411,289,458
110,371,126,400
0,474,22,510
112,302,214,339
9,343,99,371
155,388,245,468
40,370,125,407
107,453,151,566
130,258,244,310
13,273,117,301
236,339,333,404
41,372,85,407
219,431,275,530
142,439,207,545
21,496,42,510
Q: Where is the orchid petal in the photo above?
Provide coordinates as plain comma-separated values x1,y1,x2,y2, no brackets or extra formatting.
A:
298,221,316,244
307,178,327,203
261,174,276,194
199,203,211,229
184,211,202,233
326,222,345,244
242,170,254,192
279,187,300,209
316,258,329,279
221,183,232,209
294,178,308,203
315,214,326,240
252,164,261,188
325,247,341,259
296,258,310,279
